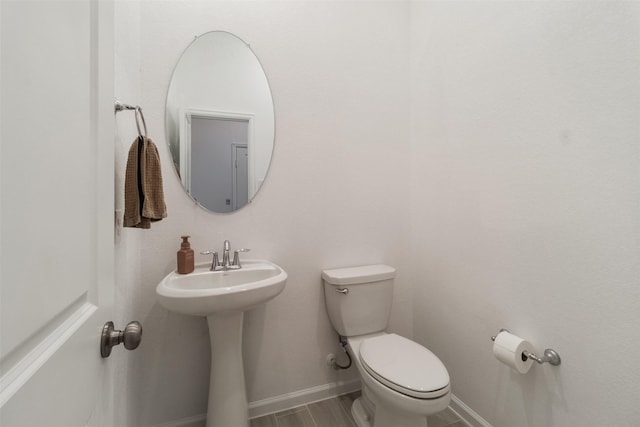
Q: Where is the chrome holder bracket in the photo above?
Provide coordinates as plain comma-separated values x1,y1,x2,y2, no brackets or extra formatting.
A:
523,349,561,366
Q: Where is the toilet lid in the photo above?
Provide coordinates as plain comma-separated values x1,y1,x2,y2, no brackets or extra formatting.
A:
359,334,450,399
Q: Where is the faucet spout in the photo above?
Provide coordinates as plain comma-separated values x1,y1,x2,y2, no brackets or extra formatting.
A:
222,240,231,268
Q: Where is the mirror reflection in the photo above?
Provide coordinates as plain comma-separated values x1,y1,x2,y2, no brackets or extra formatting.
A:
165,31,275,213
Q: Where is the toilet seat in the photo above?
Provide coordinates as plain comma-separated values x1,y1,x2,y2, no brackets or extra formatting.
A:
359,334,450,399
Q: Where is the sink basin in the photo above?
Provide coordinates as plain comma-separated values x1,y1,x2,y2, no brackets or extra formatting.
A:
156,259,287,316
156,259,287,427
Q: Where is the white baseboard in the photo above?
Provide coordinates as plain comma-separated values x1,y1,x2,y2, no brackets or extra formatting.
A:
151,413,206,427
152,383,492,427
151,379,361,427
450,394,493,427
248,378,361,418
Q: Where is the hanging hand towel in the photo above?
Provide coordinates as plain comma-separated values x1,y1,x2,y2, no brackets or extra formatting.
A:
124,136,167,229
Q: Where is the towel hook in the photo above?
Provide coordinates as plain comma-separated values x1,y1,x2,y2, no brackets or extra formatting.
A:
134,106,148,139
114,99,136,113
115,99,147,139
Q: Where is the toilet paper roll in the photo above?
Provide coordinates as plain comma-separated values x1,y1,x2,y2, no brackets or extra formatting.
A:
492,331,534,374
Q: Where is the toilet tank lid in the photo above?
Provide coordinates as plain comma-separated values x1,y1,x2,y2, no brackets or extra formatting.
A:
321,264,396,285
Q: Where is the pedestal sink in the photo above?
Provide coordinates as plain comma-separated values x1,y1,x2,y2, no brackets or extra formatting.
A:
156,260,287,427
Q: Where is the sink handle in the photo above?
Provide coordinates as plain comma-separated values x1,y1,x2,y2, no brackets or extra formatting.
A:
232,248,251,268
201,250,222,271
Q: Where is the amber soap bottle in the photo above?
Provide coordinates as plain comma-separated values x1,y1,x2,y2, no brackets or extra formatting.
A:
177,235,194,274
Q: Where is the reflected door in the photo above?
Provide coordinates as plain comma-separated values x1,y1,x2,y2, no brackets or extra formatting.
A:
190,116,249,213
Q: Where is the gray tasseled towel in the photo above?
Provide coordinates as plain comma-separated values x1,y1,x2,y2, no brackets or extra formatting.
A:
124,136,167,229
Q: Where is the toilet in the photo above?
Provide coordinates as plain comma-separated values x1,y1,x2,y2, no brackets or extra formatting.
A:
322,265,451,427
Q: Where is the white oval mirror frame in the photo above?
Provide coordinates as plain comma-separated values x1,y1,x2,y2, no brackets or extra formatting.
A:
165,31,275,213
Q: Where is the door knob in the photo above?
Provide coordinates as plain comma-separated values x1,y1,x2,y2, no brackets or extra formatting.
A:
100,320,142,358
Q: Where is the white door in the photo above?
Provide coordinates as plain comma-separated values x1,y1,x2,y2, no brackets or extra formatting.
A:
0,1,115,426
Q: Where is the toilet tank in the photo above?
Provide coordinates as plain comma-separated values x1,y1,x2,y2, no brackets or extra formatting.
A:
322,265,396,337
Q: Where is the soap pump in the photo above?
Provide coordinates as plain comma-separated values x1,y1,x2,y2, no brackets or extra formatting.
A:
177,235,194,274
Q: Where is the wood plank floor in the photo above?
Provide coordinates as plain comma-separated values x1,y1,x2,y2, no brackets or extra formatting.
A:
250,391,467,427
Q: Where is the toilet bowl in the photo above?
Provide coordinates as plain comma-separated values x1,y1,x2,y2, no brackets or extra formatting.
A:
348,333,450,427
322,265,451,427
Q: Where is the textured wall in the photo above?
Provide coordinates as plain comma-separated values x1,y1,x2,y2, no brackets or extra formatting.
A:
113,2,145,426
114,2,412,426
410,2,640,426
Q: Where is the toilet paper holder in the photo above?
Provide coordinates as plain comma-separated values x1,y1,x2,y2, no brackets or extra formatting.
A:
491,329,561,366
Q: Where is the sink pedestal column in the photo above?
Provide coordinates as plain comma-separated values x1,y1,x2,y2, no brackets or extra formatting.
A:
206,311,249,427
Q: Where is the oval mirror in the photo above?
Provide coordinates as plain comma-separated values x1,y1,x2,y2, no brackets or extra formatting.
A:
165,31,275,213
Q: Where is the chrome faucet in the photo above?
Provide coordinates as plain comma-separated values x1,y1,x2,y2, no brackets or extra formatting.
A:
201,240,250,271
222,240,231,268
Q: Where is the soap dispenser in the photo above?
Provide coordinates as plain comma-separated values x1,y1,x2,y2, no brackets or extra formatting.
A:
177,235,194,274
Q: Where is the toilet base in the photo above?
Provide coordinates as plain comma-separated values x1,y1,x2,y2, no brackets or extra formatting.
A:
373,405,428,427
351,398,372,427
351,391,433,427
